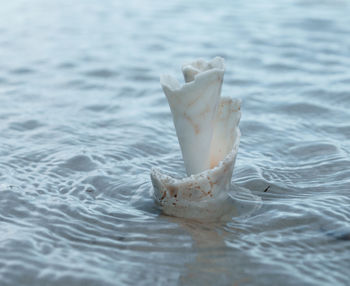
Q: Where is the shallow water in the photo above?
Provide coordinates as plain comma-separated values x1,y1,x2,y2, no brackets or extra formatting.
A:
1,0,350,285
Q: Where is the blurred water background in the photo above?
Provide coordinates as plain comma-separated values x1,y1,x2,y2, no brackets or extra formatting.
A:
0,0,349,285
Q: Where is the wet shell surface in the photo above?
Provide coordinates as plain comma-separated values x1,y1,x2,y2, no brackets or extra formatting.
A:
151,133,240,220
151,57,241,220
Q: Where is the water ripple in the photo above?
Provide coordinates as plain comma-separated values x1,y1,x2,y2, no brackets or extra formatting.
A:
0,0,350,285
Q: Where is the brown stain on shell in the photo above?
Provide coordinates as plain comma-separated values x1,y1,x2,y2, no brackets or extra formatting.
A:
187,93,203,107
160,191,166,200
210,159,219,169
209,179,218,190
199,105,210,117
184,111,200,134
194,124,200,134
168,185,178,198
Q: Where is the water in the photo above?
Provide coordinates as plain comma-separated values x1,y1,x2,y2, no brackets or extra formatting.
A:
0,0,349,285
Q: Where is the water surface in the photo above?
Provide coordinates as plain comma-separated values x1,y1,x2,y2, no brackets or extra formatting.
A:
0,0,350,285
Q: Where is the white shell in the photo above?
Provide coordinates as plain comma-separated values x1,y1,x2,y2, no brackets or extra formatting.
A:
152,57,241,220
160,57,225,175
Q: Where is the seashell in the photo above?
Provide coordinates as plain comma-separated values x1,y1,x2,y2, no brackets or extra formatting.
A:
160,57,224,175
151,57,241,220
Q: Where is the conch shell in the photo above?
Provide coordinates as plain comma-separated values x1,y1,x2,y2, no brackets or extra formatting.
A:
151,57,241,220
